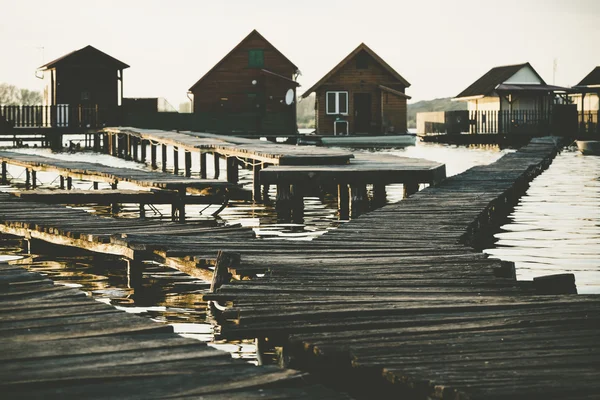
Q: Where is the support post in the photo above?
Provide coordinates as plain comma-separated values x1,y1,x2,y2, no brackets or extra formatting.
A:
290,184,304,223
226,156,238,184
213,152,220,179
151,143,157,169
140,140,147,163
403,181,419,198
276,184,292,222
93,133,100,152
25,169,31,190
372,184,387,209
126,259,144,291
253,162,262,202
210,251,240,293
338,183,350,220
1,161,7,185
350,184,368,219
126,135,132,160
173,146,179,175
132,137,139,162
93,182,99,190
139,203,146,219
161,144,167,172
200,152,207,179
171,188,186,223
66,177,73,190
31,170,37,189
184,151,192,178
59,176,65,190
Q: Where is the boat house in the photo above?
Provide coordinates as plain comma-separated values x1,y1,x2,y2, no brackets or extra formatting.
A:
570,66,599,135
453,63,566,134
188,30,299,135
301,43,411,136
37,45,129,127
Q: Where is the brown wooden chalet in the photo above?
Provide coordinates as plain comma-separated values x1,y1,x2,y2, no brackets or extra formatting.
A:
188,30,299,135
301,43,411,135
38,45,128,109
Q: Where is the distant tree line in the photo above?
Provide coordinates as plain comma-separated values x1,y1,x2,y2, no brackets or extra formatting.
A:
407,97,467,129
296,93,315,129
0,83,43,105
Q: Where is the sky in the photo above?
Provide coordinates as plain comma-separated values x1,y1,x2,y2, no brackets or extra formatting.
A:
1,0,599,107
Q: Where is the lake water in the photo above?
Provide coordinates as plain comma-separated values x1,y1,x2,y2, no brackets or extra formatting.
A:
1,140,598,359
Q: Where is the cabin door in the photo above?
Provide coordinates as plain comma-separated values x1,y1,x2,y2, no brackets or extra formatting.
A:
354,93,371,134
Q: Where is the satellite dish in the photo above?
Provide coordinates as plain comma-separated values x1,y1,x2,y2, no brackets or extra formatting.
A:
285,89,294,105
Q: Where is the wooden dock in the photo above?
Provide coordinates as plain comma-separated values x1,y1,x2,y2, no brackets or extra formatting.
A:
1,136,598,398
101,127,445,219
0,150,236,221
199,137,600,399
0,261,348,399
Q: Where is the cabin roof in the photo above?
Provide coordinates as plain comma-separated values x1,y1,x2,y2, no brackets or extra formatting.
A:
454,62,545,99
301,43,411,98
575,66,600,87
189,30,299,91
38,45,129,70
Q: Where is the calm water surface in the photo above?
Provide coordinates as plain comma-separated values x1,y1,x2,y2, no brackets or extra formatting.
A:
3,140,598,357
484,147,600,294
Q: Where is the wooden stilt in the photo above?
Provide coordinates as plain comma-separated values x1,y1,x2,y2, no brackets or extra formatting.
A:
403,181,419,198
173,146,179,175
151,143,157,169
59,176,65,190
140,140,147,163
1,161,7,185
210,251,240,292
132,137,139,161
276,184,292,222
350,184,368,219
213,153,220,179
226,157,238,184
66,177,73,190
161,144,167,172
25,169,31,190
31,170,37,189
290,184,304,223
372,184,386,209
185,151,192,178
139,203,146,219
126,259,144,291
200,152,207,179
253,162,262,202
338,183,350,220
93,182,99,190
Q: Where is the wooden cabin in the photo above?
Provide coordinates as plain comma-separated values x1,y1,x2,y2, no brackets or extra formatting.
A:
38,45,128,110
570,67,600,135
453,63,566,134
301,43,411,135
188,30,299,135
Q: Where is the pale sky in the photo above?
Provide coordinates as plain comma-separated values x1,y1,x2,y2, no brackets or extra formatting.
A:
1,0,599,107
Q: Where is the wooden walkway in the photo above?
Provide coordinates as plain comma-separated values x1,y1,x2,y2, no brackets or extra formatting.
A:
105,127,354,165
199,137,600,399
0,261,347,399
0,150,229,193
1,137,598,398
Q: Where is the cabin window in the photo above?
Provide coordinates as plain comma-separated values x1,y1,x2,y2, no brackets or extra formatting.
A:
356,52,369,69
248,50,264,68
326,91,348,115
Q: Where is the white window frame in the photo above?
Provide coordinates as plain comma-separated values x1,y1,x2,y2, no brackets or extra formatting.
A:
326,91,349,115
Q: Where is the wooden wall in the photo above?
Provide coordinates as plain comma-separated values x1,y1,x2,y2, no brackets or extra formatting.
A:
54,67,120,108
191,33,297,133
315,50,407,135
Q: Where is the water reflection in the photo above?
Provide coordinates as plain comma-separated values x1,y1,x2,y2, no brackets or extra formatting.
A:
485,147,600,294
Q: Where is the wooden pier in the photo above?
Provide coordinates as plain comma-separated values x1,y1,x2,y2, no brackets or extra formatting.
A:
1,136,598,398
0,261,347,399
101,128,445,219
200,137,600,399
0,150,235,221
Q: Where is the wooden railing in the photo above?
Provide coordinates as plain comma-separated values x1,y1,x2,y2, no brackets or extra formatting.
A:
469,110,550,135
578,111,599,135
0,105,115,130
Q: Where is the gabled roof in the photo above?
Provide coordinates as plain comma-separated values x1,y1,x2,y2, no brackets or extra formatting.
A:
301,43,411,98
189,30,299,91
575,66,600,87
454,62,545,99
38,45,129,70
